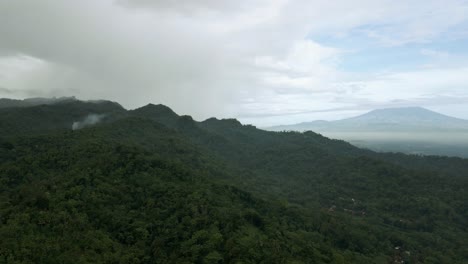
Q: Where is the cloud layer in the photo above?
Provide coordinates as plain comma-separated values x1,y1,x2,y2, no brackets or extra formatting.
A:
1,0,468,125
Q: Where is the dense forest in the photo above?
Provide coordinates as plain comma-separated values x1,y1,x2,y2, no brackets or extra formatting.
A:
0,99,467,263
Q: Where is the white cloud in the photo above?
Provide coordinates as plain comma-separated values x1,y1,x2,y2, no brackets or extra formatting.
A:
352,1,468,46
253,40,341,94
0,0,467,124
361,68,468,99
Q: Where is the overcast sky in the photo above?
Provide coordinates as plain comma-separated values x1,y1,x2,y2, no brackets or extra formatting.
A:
1,0,468,126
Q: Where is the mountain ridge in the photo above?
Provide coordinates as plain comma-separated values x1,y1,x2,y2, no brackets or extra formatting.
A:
0,97,467,263
267,106,468,132
266,106,468,158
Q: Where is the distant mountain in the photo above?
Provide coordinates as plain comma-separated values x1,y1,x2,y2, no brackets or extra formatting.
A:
267,107,468,132
266,107,468,157
0,96,79,109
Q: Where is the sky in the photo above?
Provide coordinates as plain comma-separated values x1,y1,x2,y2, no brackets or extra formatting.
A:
0,0,468,126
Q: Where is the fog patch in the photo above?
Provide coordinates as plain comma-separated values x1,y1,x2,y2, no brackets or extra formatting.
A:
320,131,468,144
72,114,106,130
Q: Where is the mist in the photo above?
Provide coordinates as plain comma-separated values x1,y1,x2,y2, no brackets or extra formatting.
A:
322,131,468,144
321,131,468,158
72,114,107,130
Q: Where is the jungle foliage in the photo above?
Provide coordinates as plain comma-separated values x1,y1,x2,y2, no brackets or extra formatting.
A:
0,100,467,263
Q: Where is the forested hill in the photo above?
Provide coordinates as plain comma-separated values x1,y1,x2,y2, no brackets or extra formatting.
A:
0,99,467,263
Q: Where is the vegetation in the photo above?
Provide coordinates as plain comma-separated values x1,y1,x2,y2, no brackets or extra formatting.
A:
0,100,467,263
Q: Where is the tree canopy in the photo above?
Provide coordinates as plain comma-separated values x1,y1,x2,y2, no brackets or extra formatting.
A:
0,100,467,263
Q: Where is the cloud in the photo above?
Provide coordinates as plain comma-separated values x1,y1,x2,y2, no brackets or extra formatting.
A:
420,49,451,60
117,0,254,14
72,114,107,130
350,1,468,46
237,66,468,126
0,87,12,94
0,0,233,117
0,0,467,124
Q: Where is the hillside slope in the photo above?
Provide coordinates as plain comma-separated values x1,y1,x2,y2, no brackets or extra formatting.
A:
0,99,467,263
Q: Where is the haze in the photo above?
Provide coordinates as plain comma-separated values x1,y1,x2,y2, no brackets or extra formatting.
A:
1,0,468,126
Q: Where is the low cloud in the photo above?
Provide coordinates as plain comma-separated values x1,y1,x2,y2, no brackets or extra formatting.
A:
72,114,107,130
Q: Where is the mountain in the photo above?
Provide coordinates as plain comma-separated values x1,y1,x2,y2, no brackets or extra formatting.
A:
0,99,125,136
267,107,468,157
268,107,468,132
0,99,467,263
0,96,79,109
346,107,467,125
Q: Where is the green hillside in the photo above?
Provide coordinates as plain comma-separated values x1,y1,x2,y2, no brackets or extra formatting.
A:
0,99,467,263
